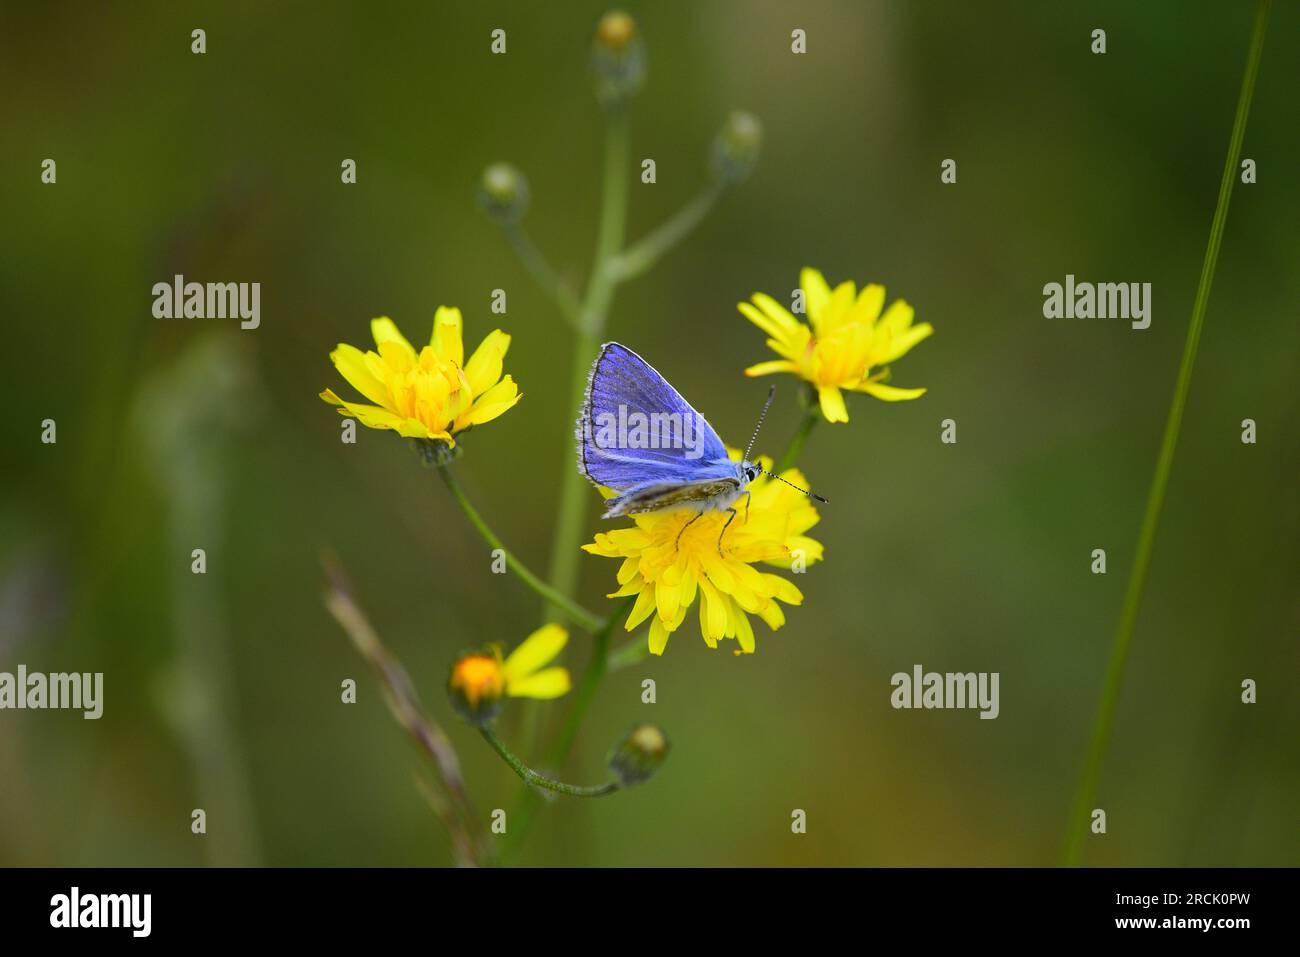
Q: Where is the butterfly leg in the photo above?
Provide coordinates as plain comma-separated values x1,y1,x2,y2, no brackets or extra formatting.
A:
716,507,738,556
675,511,705,551
738,490,752,524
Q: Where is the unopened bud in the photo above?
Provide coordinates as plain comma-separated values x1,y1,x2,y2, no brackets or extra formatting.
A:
477,163,530,223
591,11,645,107
710,111,762,184
608,723,670,786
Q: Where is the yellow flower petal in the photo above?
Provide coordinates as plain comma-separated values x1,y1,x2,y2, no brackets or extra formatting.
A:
322,390,447,440
409,420,453,440
463,329,510,397
502,623,567,683
431,307,464,366
506,667,571,699
464,375,521,426
879,299,914,335
735,609,756,654
330,344,391,407
648,617,670,656
744,359,798,377
371,317,416,365
817,386,850,423
853,284,886,325
616,556,640,586
751,293,802,333
877,321,933,364
800,267,831,326
737,301,797,348
858,381,927,401
447,363,475,422
697,577,728,641
625,587,658,632
819,280,857,333
606,579,643,598
377,339,414,374
763,574,803,605
758,601,785,630
655,576,681,624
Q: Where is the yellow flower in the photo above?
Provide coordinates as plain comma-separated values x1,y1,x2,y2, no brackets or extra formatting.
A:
582,454,823,656
739,267,933,423
447,624,572,723
320,307,521,446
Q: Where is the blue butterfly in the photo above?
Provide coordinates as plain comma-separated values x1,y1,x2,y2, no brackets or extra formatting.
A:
576,342,825,553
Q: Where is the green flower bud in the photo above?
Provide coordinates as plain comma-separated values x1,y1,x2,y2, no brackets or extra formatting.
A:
608,723,670,786
710,111,763,185
591,11,645,107
412,436,459,467
477,163,530,223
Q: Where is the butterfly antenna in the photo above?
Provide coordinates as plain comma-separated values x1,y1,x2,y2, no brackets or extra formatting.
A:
743,385,777,464
760,468,828,504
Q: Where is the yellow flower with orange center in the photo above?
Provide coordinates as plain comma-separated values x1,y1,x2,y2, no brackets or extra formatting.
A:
583,454,822,656
739,267,933,423
320,307,520,446
447,624,572,724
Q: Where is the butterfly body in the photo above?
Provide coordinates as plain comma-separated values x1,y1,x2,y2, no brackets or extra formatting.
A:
603,472,759,519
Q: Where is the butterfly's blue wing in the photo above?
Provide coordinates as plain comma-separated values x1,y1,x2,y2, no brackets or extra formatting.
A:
577,342,733,492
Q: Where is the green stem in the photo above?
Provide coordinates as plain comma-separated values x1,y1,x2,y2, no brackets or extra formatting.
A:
611,182,725,281
438,465,604,633
502,222,583,329
776,407,819,473
479,726,620,798
1062,0,1270,867
542,106,630,623
608,636,651,671
503,602,630,859
549,599,631,765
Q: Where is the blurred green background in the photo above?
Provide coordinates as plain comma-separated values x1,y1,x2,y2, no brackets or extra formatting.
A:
2,1,1296,867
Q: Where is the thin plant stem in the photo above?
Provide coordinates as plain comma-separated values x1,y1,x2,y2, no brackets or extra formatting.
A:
542,107,631,624
479,726,620,798
503,601,630,859
608,636,651,671
611,182,725,281
776,407,819,473
549,598,634,764
438,465,604,633
1062,0,1270,867
322,552,483,866
414,773,478,868
502,222,583,329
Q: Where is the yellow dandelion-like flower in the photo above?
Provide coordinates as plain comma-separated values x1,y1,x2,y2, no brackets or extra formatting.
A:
320,307,521,447
739,267,933,423
582,453,823,656
448,624,572,723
